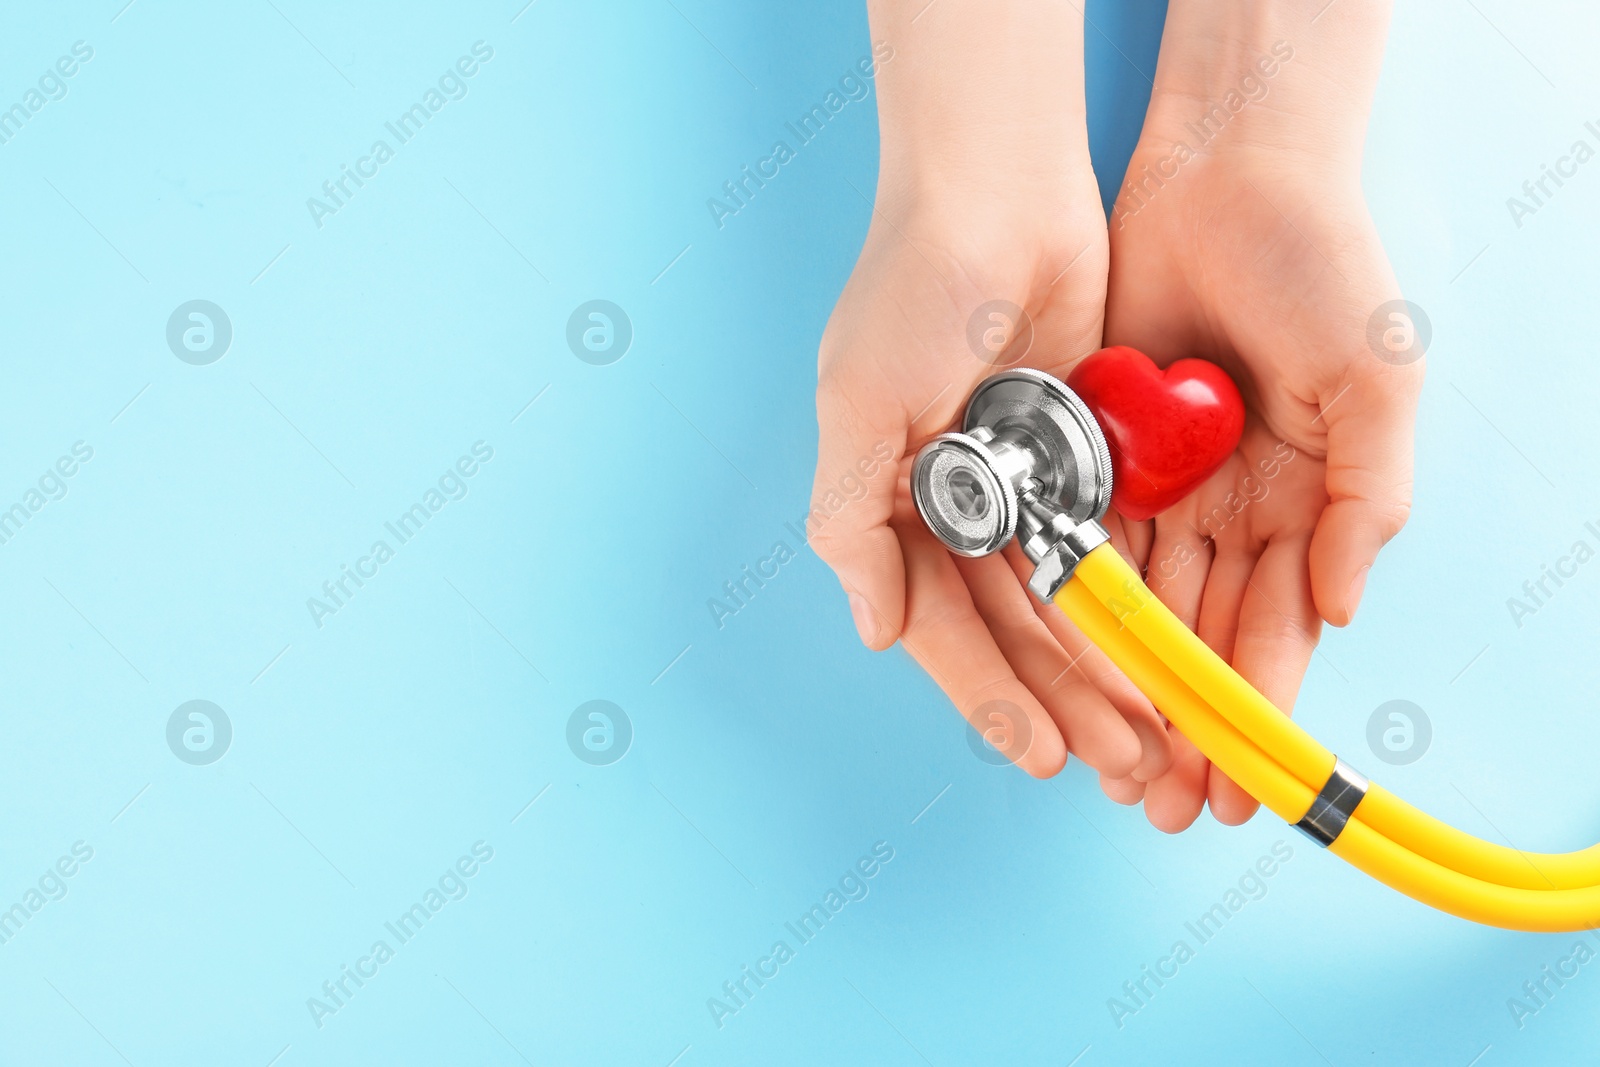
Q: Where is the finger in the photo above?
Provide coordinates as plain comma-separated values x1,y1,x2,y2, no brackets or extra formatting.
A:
1234,534,1322,712
1142,728,1209,834
1023,237,1111,374
1309,364,1423,626
1107,511,1158,575
1001,546,1174,781
1036,613,1174,782
810,370,908,649
893,516,1067,778
1196,544,1259,663
958,551,1143,779
1101,773,1146,806
1207,534,1321,824
1145,512,1213,630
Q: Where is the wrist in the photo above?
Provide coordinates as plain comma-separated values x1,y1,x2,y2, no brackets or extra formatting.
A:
874,148,1104,262
1156,0,1392,76
868,0,1096,219
1136,0,1392,179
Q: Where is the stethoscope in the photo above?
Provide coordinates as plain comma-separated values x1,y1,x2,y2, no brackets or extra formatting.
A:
912,368,1600,931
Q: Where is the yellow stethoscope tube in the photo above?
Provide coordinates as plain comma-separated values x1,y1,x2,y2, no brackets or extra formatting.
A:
1057,543,1600,931
1073,547,1600,890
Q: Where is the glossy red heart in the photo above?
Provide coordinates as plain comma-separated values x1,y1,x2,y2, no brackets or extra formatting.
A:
1066,346,1245,521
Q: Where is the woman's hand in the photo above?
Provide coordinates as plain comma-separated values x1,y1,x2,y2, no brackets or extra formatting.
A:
810,1,1173,782
1097,0,1423,829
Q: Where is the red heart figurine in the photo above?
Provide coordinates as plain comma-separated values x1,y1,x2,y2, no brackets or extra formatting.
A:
1066,346,1245,521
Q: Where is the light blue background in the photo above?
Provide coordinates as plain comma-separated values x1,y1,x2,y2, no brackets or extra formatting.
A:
0,1,1596,1064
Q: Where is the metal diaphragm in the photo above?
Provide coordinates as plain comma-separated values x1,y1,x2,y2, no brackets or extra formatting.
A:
963,369,1113,524
910,432,1018,557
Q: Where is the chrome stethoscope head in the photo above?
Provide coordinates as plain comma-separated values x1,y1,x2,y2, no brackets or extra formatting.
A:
910,369,1116,599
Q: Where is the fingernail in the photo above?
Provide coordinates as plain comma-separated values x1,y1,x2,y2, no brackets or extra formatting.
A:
1347,565,1371,620
848,592,878,646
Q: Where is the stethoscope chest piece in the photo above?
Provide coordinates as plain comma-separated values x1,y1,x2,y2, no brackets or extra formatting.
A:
910,431,1018,556
912,369,1114,560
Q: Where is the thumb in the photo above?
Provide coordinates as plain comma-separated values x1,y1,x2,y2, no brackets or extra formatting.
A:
810,372,908,649
1309,361,1423,626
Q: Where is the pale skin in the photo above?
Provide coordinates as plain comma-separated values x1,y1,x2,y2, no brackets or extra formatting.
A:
811,0,1422,830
